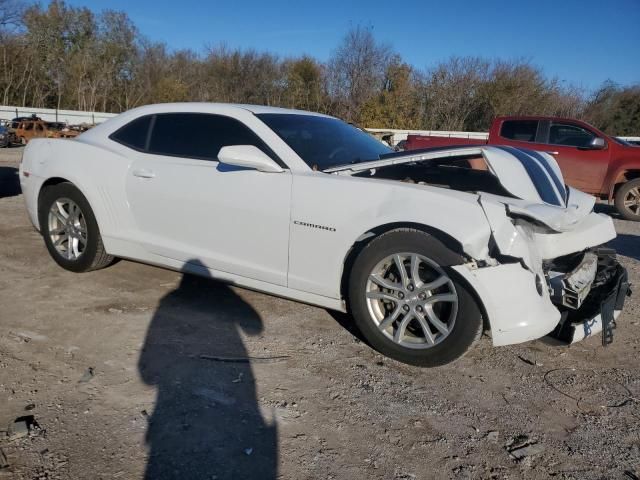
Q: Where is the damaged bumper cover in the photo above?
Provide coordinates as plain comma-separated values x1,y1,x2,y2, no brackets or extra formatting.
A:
453,251,630,347
456,194,631,347
453,262,561,346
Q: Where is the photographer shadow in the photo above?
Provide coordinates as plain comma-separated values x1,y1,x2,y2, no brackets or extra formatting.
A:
138,260,277,479
0,166,20,199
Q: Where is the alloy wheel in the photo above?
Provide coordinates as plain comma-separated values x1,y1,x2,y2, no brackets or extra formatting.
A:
365,253,458,349
48,198,88,260
623,187,640,217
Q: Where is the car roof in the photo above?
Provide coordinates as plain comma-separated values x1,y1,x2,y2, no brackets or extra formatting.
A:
76,102,337,147
123,102,333,118
233,103,332,117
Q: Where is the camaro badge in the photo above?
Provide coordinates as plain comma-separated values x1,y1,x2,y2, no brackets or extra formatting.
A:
293,220,336,232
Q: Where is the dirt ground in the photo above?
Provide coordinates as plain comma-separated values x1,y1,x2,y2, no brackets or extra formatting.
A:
0,146,638,480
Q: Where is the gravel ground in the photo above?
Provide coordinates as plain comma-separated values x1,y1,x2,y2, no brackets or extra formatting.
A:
0,146,638,480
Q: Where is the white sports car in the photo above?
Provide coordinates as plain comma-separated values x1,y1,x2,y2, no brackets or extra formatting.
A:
20,103,630,366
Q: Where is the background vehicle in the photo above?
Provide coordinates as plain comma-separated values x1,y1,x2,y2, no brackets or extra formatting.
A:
12,119,79,144
617,137,640,147
10,115,42,124
0,124,16,147
19,104,629,367
406,116,640,221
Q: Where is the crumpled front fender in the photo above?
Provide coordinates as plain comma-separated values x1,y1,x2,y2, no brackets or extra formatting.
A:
470,194,619,346
479,196,617,267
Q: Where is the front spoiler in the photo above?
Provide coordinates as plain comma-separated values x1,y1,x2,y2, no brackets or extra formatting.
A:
549,262,631,345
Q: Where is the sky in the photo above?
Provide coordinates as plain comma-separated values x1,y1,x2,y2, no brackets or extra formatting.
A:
67,0,640,92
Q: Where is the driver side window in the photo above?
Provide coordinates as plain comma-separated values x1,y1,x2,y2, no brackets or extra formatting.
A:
549,123,596,148
147,113,277,163
110,112,285,167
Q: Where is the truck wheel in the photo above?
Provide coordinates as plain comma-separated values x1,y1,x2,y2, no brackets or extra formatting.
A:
39,182,114,272
614,179,640,221
348,229,482,367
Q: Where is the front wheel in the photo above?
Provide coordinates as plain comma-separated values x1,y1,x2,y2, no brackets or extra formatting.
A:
614,179,640,221
348,229,482,367
38,182,114,272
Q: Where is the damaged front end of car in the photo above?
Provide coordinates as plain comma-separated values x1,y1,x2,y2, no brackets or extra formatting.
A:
475,198,631,346
462,150,632,347
332,145,631,347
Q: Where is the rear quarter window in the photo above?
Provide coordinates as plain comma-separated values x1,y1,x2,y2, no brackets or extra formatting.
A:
110,115,153,150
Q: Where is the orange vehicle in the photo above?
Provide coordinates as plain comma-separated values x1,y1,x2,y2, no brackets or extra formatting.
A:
11,119,79,144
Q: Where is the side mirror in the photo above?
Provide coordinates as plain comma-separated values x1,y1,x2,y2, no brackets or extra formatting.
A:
217,145,284,173
587,137,606,150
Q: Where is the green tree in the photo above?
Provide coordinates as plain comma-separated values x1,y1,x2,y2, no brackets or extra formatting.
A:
585,81,640,135
360,57,421,128
282,56,328,112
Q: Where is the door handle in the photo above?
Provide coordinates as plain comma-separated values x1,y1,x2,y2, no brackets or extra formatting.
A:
132,169,155,178
545,151,559,155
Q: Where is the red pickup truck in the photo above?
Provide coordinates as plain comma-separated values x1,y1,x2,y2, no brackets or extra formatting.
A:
405,116,640,221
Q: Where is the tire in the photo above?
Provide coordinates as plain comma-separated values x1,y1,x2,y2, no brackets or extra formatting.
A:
348,229,482,367
614,179,640,221
38,182,114,272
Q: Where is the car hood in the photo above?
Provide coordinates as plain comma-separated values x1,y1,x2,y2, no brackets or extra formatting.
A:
478,146,594,232
328,145,593,232
479,187,595,232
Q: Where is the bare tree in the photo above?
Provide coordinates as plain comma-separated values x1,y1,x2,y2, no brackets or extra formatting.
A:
477,60,585,123
0,4,610,132
0,0,23,31
420,56,490,130
327,25,392,123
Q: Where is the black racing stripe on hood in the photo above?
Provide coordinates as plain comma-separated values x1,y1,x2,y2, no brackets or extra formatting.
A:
496,146,563,207
521,148,567,204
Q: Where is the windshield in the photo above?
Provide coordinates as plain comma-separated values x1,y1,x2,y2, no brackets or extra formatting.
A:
257,113,393,170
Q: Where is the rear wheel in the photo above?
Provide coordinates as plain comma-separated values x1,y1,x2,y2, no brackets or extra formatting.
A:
39,183,114,272
348,229,482,367
614,179,640,221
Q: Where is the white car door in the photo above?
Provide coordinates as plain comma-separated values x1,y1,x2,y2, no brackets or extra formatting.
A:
123,112,292,286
